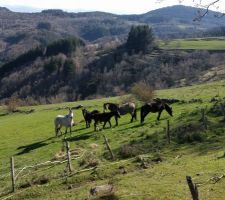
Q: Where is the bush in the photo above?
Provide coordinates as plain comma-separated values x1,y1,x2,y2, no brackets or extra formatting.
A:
119,144,142,158
174,124,205,144
79,152,99,168
5,96,20,112
131,81,155,103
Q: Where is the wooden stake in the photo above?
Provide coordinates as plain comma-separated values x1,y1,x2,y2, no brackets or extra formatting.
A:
186,176,199,200
201,108,207,130
103,134,115,160
65,141,73,173
166,120,171,144
10,157,16,192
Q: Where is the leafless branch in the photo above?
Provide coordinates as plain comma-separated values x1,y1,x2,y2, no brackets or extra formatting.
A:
193,0,221,21
156,0,224,21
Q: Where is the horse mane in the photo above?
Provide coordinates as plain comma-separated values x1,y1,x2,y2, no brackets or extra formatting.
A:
103,103,109,110
103,102,119,110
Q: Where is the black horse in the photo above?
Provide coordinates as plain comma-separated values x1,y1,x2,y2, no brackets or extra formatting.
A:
92,111,120,131
82,109,100,128
103,102,136,126
140,100,173,123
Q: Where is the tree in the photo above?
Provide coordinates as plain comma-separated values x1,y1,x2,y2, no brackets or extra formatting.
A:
46,37,85,57
63,59,75,77
44,58,59,73
126,25,155,54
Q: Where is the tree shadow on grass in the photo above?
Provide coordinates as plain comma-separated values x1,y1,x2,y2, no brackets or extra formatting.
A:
16,141,48,155
16,136,54,155
67,131,93,142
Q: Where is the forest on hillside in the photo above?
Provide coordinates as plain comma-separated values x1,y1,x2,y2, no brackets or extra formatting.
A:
0,25,225,105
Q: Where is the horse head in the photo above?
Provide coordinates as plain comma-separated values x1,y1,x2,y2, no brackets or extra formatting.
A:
164,104,173,117
114,110,121,118
68,108,74,118
103,103,108,112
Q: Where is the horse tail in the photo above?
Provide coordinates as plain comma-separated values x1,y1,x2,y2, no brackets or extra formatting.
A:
164,103,173,116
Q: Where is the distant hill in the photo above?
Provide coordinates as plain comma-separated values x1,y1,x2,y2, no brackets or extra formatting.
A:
0,5,224,63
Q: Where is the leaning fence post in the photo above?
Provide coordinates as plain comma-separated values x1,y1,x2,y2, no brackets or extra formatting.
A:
10,157,16,192
186,176,199,200
65,140,73,173
166,120,171,144
103,134,115,160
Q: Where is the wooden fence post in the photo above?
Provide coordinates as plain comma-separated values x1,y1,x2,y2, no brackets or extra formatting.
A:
186,176,199,200
220,102,225,121
200,108,208,130
65,140,73,173
10,157,16,192
166,120,171,144
103,134,115,160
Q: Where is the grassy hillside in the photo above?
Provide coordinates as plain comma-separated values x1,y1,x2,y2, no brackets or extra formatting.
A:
0,80,225,199
160,37,225,50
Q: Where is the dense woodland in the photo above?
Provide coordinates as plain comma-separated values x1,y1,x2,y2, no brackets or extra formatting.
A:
0,5,225,104
0,24,225,104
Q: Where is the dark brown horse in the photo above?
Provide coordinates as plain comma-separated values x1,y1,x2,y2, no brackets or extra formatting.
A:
82,109,100,128
103,102,136,126
92,111,120,131
140,99,173,123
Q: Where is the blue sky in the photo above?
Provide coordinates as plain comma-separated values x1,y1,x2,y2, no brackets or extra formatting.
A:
0,0,225,14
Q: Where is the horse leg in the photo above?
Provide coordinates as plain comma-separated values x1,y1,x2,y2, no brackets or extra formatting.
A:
115,116,118,126
65,127,68,136
103,121,107,129
58,125,62,136
108,120,111,128
88,119,92,128
134,109,137,120
157,110,163,121
94,121,97,131
70,126,72,137
55,125,58,137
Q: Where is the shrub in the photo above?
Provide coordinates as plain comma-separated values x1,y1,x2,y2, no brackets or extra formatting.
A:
174,124,205,144
79,152,99,168
131,81,155,103
5,96,20,112
119,144,142,158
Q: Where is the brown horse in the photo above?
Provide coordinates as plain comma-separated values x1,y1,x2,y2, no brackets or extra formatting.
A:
92,111,120,131
82,109,100,128
103,102,137,125
140,99,173,123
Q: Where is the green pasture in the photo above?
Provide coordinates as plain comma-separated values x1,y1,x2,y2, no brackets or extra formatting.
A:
160,37,225,50
0,80,225,199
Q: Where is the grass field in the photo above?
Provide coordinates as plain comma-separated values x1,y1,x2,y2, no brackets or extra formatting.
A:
0,80,225,199
160,37,225,50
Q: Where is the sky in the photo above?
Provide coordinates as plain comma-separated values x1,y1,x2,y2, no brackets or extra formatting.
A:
0,0,225,14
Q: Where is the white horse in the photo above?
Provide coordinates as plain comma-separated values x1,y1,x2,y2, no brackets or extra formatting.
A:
54,108,74,137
